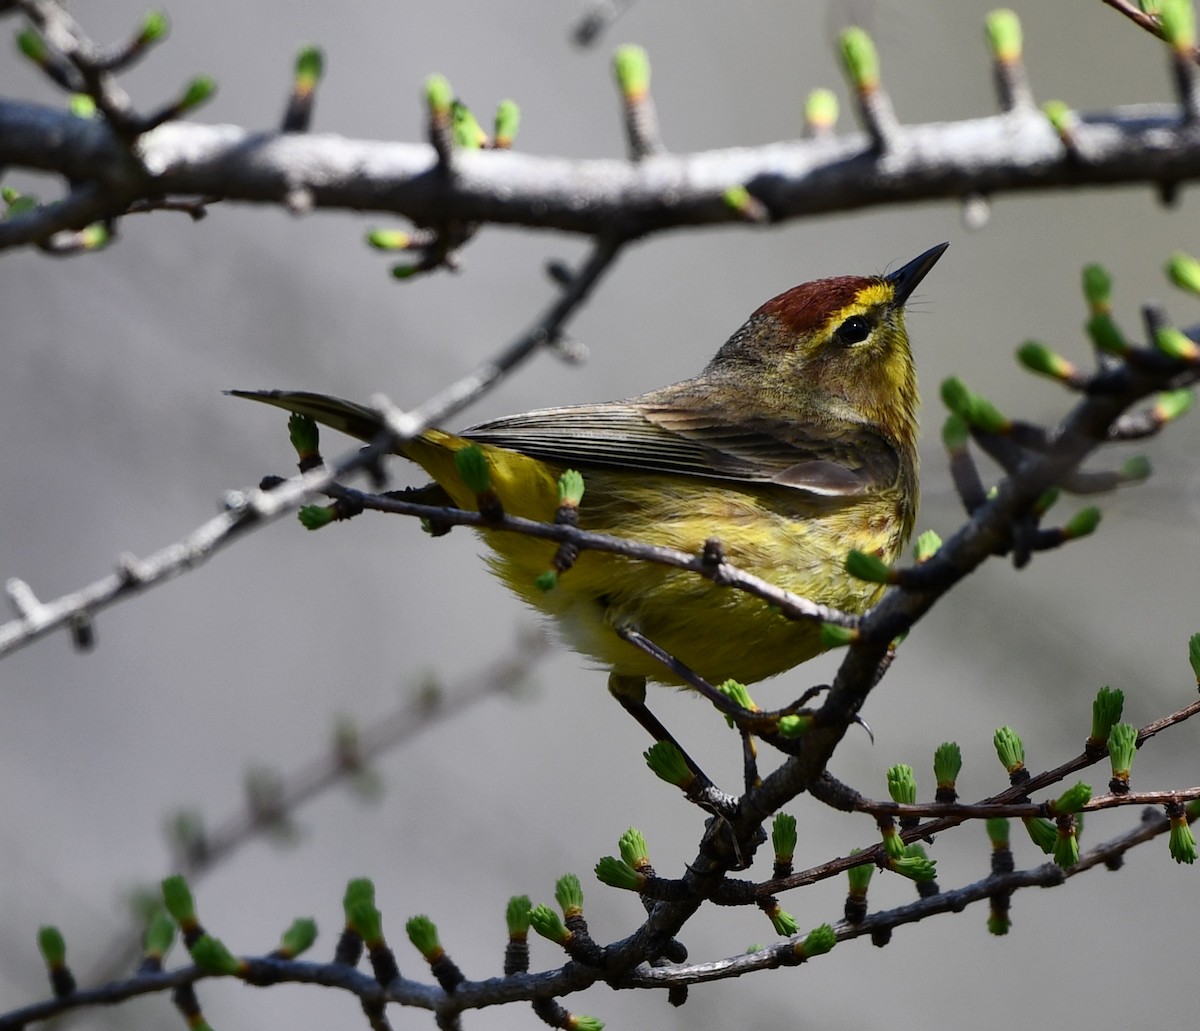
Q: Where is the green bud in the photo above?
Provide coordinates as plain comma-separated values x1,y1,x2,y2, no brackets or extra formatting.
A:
985,817,1010,848
845,549,893,584
940,416,970,457
161,875,197,926
294,45,323,88
535,570,558,592
798,923,837,958
190,934,243,975
278,917,318,958
1042,100,1073,136
179,77,216,112
912,529,942,563
298,504,335,530
804,88,839,129
1160,0,1197,49
717,679,755,727
888,853,937,882
993,726,1025,773
1120,455,1152,482
769,906,798,936
1140,0,1162,13
643,741,693,787
392,266,419,283
405,915,441,959
139,11,169,45
886,764,917,805
144,909,176,958
38,926,66,967
881,825,907,860
594,856,642,890
1155,388,1194,422
425,74,452,116
1063,506,1102,540
1016,340,1075,381
454,445,491,494
287,412,320,457
613,44,651,98
778,712,814,737
16,28,47,63
557,469,585,508
367,228,410,250
839,27,880,90
618,828,649,868
819,622,858,649
3,188,38,218
722,184,753,213
1083,264,1113,309
1154,327,1200,362
78,223,110,250
570,1015,605,1031
1169,810,1198,864
1189,632,1200,682
1090,686,1125,743
1053,823,1079,868
940,378,1009,433
1034,487,1060,517
1023,816,1057,854
555,874,584,917
986,9,1023,62
528,904,569,944
450,100,486,149
493,99,520,147
771,813,798,860
1086,313,1128,354
506,895,532,936
1050,781,1092,816
344,878,375,915
988,912,1011,936
346,899,383,945
69,94,97,119
1167,251,1200,295
933,742,962,787
847,849,874,892
1107,722,1138,779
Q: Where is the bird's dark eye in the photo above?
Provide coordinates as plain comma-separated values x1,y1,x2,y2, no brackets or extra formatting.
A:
835,315,872,345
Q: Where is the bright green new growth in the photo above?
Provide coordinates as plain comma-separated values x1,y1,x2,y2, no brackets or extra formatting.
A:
1120,455,1152,481
940,377,1010,433
1023,816,1057,854
69,94,97,118
1107,723,1138,776
1189,632,1200,681
1053,824,1080,868
1169,813,1197,864
722,185,753,212
493,99,520,145
344,878,375,914
405,915,441,958
847,849,874,891
993,726,1025,772
1167,251,1200,295
886,764,917,805
594,856,641,890
778,713,813,737
555,873,584,917
139,11,169,45
1154,327,1199,361
346,899,383,945
454,445,491,494
1017,340,1074,381
1139,0,1162,14
144,909,176,957
37,926,66,966
451,101,486,149
643,741,692,786
528,904,568,943
986,9,1023,62
941,412,970,450
288,412,319,456
506,895,532,935
771,813,798,859
179,77,216,112
845,549,892,584
295,45,323,87
1051,782,1092,815
190,934,242,975
571,1015,605,1031
819,622,856,649
298,504,335,530
769,907,799,936
839,27,880,90
367,228,410,250
161,875,197,925
1155,388,1194,422
279,917,318,958
1160,0,1197,48
617,829,649,872
1042,100,1072,135
557,469,585,507
985,817,1010,847
1082,264,1113,308
1063,507,1102,540
804,88,839,128
613,44,650,97
913,529,942,562
799,923,837,958
934,742,962,786
889,853,937,882
425,74,453,115
1086,313,1127,354
1090,686,1125,742
16,28,47,63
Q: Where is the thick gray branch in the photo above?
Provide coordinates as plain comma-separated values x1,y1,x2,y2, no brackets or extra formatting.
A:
2,99,1199,245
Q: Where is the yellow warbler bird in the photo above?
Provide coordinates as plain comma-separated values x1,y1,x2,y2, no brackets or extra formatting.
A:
234,243,945,704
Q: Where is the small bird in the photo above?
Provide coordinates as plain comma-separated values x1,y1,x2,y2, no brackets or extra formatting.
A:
235,243,945,713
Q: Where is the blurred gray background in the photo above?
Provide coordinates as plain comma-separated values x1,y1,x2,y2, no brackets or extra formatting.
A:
2,1,1199,1028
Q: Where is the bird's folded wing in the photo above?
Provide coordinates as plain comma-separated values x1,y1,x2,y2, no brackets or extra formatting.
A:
465,402,899,497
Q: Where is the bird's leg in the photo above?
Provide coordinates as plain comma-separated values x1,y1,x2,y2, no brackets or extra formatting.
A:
614,627,755,720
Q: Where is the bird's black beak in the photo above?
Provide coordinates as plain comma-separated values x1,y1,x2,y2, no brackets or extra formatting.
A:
887,242,949,308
